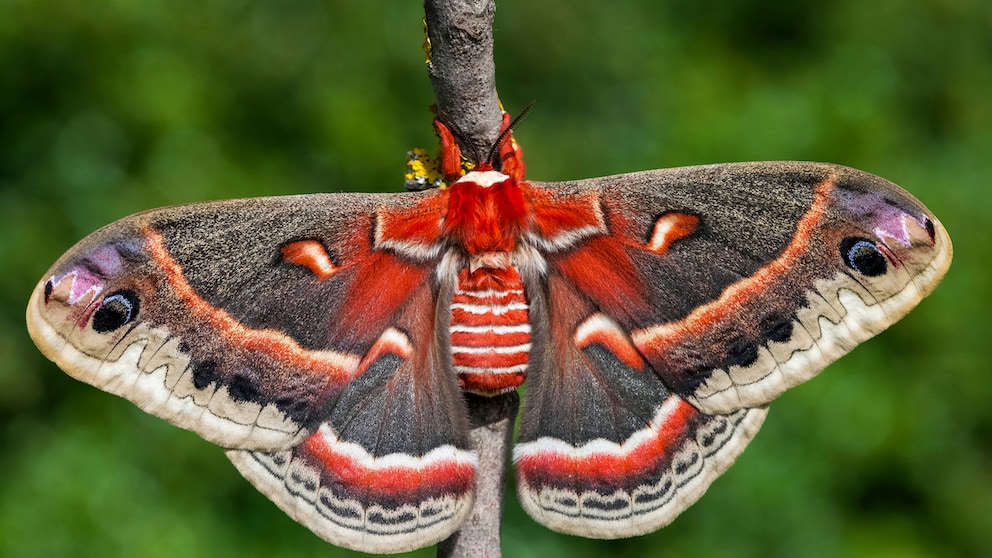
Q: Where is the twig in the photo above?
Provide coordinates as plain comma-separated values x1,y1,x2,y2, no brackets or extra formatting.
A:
424,0,503,163
423,2,517,557
436,393,519,558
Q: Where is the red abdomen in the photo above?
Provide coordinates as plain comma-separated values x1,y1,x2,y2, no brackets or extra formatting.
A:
449,267,531,394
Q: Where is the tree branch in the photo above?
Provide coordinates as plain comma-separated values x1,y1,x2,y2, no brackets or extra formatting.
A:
425,0,503,163
423,2,516,557
436,393,519,558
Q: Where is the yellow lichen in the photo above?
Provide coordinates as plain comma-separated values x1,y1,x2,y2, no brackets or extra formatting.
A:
405,148,444,190
422,15,432,64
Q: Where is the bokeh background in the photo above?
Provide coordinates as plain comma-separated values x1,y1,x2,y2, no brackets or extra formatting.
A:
1,1,989,557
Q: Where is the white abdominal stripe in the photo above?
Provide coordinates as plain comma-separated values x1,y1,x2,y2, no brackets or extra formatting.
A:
25,286,304,450
226,424,478,554
449,268,532,390
689,231,952,414
449,301,529,315
514,400,767,538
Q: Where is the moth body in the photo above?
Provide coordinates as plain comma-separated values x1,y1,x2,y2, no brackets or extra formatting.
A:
441,169,535,394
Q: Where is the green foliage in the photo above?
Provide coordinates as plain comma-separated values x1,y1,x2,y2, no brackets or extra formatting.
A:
1,0,989,556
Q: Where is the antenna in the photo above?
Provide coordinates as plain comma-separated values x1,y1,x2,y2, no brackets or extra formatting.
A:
487,101,536,169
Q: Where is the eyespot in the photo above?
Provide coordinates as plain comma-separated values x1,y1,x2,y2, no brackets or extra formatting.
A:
192,360,219,390
92,290,140,333
840,237,887,277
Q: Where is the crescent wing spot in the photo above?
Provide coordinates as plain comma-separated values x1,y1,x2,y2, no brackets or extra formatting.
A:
282,240,340,279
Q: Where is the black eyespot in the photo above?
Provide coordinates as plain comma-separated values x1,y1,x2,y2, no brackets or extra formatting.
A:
840,237,887,277
44,280,54,304
91,290,140,333
228,372,261,402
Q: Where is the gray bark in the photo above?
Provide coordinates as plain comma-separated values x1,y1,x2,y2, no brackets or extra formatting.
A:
436,393,519,558
425,0,504,164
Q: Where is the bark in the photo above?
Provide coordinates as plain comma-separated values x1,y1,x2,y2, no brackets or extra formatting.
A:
424,0,504,164
436,393,519,558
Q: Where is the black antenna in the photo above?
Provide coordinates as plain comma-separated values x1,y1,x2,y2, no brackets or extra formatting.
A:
487,101,536,169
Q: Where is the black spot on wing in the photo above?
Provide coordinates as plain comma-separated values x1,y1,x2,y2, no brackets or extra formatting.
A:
841,237,887,277
666,347,715,393
273,395,314,425
192,360,219,390
724,338,759,368
228,371,262,402
761,315,794,343
924,217,936,243
92,290,140,333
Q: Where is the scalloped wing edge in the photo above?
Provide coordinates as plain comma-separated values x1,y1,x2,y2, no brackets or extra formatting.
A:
678,220,952,413
515,403,767,538
26,283,308,450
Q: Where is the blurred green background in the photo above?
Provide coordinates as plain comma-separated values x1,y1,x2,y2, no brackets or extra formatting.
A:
1,1,989,557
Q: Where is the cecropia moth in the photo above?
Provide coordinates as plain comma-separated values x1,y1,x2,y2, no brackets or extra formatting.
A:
26,114,951,554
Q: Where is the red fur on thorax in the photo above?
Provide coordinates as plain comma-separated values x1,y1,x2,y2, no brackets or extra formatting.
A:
444,179,529,254
433,114,530,255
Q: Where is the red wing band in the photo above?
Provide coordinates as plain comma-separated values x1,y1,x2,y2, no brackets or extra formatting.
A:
228,423,478,554
514,398,766,538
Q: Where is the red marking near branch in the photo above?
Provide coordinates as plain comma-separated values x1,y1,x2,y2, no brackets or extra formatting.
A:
495,112,527,181
646,213,699,255
281,240,339,279
144,228,359,381
514,398,698,485
434,118,464,183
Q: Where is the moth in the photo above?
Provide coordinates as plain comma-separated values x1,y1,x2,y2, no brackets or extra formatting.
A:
27,115,951,554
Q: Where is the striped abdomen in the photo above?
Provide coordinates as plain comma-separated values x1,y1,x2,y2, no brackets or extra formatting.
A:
450,266,531,395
